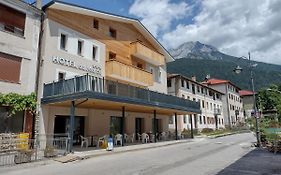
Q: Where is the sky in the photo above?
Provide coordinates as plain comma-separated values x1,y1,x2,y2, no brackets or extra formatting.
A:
29,0,281,65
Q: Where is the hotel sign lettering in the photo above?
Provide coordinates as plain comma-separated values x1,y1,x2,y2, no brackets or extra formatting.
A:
52,56,102,76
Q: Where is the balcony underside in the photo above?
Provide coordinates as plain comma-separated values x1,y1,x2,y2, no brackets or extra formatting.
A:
41,91,200,115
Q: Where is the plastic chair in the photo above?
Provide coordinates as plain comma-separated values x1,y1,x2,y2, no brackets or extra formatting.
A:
114,134,123,146
80,135,89,148
141,133,149,143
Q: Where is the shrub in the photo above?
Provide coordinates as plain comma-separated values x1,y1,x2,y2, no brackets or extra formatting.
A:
201,128,214,133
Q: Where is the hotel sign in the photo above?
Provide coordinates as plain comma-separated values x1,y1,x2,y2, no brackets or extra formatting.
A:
52,56,102,76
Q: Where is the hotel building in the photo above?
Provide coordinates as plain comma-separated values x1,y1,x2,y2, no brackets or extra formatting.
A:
203,78,244,128
168,74,224,132
37,1,200,150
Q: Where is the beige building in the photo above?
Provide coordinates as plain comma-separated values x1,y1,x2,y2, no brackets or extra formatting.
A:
0,0,41,135
168,74,224,133
239,90,255,120
203,78,244,128
37,1,200,150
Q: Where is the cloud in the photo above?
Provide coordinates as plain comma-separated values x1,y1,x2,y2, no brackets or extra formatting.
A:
129,0,191,37
160,0,281,64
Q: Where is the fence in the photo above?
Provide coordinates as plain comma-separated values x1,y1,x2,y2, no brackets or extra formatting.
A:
0,133,69,166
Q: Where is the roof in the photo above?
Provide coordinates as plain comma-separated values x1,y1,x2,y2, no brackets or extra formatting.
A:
42,0,174,62
202,78,241,90
239,90,255,96
167,74,224,95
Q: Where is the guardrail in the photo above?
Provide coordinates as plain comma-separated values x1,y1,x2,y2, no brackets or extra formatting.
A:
43,74,200,111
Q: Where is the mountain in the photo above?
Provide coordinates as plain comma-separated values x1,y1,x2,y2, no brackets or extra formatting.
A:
167,41,281,90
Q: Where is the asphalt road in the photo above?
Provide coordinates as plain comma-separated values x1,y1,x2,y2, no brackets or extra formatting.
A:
1,133,264,175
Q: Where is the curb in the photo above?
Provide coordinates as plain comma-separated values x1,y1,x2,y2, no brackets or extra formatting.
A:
207,130,251,139
77,139,196,160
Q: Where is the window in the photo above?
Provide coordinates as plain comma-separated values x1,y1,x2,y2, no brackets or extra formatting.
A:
202,100,205,108
77,40,83,55
203,116,206,124
181,79,185,88
0,4,26,36
60,33,67,50
58,72,65,81
92,46,97,60
192,84,195,94
193,98,196,101
167,79,171,87
199,116,202,124
186,81,189,89
201,87,204,93
169,116,173,124
0,107,24,133
109,52,116,60
0,52,21,83
207,102,209,109
109,28,117,38
93,19,99,29
182,94,185,98
183,115,187,124
197,86,200,93
158,70,162,83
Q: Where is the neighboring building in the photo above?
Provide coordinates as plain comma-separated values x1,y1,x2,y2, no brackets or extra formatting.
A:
168,74,224,132
0,0,41,135
239,90,255,120
37,1,200,149
202,78,244,128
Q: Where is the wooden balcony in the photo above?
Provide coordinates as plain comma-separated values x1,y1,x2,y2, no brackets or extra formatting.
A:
130,42,165,66
106,60,153,87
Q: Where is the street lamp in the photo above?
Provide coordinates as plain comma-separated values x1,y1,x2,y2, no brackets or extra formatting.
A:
233,52,261,147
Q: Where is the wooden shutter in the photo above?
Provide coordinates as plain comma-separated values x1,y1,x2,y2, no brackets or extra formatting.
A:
0,4,26,31
0,52,22,83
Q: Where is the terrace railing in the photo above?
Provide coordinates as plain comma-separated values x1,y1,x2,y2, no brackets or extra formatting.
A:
43,74,200,111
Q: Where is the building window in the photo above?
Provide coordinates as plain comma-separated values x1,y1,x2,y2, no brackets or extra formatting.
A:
199,116,202,124
93,19,99,29
186,81,189,89
201,87,204,93
183,115,187,124
92,46,97,60
203,116,206,124
182,94,185,98
60,33,67,50
181,79,185,88
109,52,116,60
167,79,171,87
158,70,162,83
192,84,195,94
169,116,173,124
197,86,200,93
0,4,26,36
0,52,21,83
77,40,83,55
109,28,117,38
58,72,65,81
202,100,205,108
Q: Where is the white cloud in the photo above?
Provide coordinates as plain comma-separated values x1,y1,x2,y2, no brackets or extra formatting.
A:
161,0,281,65
129,0,191,37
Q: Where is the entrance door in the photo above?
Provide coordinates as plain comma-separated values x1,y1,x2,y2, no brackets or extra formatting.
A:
110,116,122,136
135,118,143,140
54,116,85,145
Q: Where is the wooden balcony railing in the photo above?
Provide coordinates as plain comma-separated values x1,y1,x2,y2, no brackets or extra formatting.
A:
106,60,153,87
130,42,165,66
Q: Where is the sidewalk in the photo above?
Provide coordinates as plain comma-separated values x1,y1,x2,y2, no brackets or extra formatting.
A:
74,138,204,159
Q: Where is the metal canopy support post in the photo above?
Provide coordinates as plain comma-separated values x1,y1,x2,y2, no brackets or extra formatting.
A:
175,113,178,140
69,101,75,152
121,106,125,146
190,114,194,139
153,110,157,143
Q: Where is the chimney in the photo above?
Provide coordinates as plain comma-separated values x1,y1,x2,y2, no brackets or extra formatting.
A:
191,75,196,81
36,0,42,9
